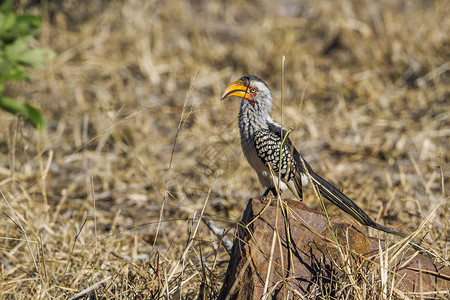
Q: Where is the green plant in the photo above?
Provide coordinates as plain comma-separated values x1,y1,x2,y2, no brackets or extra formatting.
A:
0,1,55,130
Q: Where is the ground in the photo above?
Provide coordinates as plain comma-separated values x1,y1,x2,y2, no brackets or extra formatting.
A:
0,0,448,298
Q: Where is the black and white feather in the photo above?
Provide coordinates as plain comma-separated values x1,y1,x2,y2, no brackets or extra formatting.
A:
253,129,304,199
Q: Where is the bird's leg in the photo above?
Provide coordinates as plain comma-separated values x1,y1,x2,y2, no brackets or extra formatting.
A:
261,188,271,200
270,187,279,197
261,187,280,200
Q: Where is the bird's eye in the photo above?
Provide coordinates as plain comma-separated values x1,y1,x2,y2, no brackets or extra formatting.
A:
249,87,257,93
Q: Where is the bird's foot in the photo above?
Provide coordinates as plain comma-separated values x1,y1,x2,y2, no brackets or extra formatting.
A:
261,188,271,200
261,187,280,200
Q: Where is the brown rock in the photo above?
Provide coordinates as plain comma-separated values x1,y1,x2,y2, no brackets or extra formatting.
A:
218,198,450,299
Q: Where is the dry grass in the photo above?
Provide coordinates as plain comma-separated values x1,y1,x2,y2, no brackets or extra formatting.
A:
0,0,448,298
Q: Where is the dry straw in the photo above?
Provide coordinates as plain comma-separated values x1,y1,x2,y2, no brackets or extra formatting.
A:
0,0,448,298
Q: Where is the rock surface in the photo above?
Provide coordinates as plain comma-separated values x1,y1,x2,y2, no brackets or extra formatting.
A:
218,198,450,299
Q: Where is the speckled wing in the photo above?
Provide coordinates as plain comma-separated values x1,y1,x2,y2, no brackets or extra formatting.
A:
253,129,303,199
254,128,378,228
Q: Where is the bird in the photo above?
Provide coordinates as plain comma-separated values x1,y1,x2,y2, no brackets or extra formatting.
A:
221,75,407,237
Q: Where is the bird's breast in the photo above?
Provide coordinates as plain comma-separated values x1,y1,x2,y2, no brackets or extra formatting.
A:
241,137,265,170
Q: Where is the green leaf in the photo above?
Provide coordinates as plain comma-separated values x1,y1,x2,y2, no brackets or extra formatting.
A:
0,13,41,42
0,0,16,12
15,14,41,36
19,47,56,69
3,37,56,69
0,57,27,81
5,37,29,60
0,96,46,130
0,12,15,31
0,10,52,131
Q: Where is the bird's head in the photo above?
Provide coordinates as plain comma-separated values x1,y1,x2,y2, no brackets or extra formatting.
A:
221,75,272,111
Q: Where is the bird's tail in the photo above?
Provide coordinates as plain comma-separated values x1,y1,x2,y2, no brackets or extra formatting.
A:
289,145,411,239
307,170,377,227
296,155,406,238
309,171,411,238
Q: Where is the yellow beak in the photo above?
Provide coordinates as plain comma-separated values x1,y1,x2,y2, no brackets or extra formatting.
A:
221,80,252,101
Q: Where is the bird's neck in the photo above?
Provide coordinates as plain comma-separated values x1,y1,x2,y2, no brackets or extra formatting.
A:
238,100,273,140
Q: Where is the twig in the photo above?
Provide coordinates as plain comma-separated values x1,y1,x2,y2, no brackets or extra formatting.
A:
262,185,280,300
69,276,112,300
202,218,233,252
163,188,210,294
1,188,40,279
91,175,98,255
153,71,198,251
64,217,87,274
39,229,48,280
